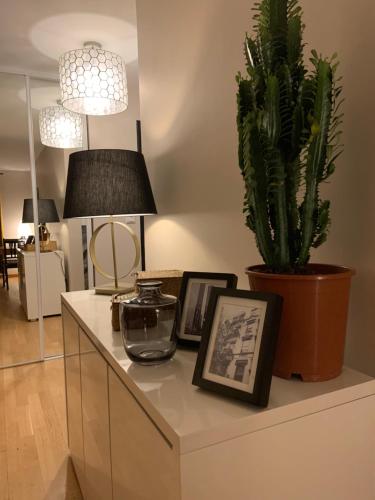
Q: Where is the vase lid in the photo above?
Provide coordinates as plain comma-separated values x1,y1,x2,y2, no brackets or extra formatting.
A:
122,280,177,307
137,280,163,288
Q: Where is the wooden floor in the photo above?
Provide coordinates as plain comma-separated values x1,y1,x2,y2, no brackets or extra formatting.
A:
0,360,82,499
0,276,82,499
0,276,64,366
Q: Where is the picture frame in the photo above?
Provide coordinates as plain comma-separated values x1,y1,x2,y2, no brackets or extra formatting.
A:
192,288,283,407
177,272,238,347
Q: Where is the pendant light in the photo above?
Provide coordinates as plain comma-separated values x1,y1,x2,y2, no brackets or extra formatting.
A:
39,103,83,149
59,41,128,116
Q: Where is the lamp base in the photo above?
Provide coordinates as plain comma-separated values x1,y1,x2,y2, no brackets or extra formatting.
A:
95,281,135,296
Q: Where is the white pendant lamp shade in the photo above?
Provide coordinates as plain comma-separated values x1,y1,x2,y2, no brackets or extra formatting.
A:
39,105,83,149
59,45,128,116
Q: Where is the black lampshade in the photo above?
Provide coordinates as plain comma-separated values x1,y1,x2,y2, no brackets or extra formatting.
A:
63,149,157,219
22,198,60,224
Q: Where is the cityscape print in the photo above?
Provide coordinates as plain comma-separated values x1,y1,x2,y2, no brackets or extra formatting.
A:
183,281,225,336
208,305,263,385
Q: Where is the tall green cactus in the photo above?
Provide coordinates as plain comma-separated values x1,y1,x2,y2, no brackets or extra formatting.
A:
237,0,343,272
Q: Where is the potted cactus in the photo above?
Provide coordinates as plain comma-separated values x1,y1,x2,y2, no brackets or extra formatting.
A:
236,0,354,381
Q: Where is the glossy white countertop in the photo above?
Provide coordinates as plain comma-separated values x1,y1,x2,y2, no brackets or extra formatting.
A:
62,290,375,455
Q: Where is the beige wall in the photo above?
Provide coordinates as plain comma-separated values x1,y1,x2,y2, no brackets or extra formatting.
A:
137,0,375,376
0,170,32,239
137,0,254,285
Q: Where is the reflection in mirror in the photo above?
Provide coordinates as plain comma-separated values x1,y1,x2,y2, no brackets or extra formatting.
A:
0,72,42,367
0,73,142,367
31,78,68,358
0,8,143,371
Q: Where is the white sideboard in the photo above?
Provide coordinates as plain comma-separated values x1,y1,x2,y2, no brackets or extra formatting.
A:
62,290,375,500
18,249,66,320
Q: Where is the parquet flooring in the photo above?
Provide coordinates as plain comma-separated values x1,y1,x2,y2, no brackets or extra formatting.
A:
0,276,64,366
0,359,82,499
0,277,82,499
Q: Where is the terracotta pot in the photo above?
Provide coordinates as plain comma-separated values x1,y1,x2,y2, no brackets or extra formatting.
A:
246,264,355,382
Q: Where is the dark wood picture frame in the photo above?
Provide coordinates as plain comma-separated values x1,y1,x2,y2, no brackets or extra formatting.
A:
177,272,238,347
192,288,283,407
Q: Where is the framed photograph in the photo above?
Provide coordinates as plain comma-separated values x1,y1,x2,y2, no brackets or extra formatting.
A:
177,272,238,347
192,288,283,407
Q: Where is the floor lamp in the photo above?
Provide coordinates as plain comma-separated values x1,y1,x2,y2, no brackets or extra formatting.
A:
63,149,157,294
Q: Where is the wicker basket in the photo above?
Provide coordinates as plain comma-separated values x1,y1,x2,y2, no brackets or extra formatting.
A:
111,291,137,331
111,270,183,331
24,240,58,252
136,269,183,298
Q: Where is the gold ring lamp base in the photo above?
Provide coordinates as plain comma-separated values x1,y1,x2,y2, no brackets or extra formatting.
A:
89,218,141,295
62,148,158,295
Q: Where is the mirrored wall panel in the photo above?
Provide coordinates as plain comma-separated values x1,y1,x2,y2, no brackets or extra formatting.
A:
0,66,143,367
0,72,42,367
31,77,69,359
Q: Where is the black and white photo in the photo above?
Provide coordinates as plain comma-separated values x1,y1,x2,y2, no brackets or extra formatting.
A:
193,288,283,407
177,272,238,347
204,298,266,392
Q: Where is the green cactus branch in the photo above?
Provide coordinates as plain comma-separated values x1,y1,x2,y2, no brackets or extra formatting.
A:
237,0,343,272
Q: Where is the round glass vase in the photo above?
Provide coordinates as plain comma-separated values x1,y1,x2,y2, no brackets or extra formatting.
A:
120,281,179,365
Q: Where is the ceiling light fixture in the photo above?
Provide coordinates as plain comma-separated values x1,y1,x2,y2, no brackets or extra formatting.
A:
59,41,128,116
39,103,83,149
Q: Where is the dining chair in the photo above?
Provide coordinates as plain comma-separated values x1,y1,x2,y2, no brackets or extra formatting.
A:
0,244,4,287
2,239,19,291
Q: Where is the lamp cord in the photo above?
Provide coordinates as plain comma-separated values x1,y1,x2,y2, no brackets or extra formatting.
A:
86,115,90,150
137,120,146,271
52,250,67,288
109,215,119,289
85,114,96,288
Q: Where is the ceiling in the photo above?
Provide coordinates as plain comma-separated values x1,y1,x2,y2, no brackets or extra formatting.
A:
0,0,138,77
0,0,139,172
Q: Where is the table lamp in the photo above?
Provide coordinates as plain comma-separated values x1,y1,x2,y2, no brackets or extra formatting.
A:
63,149,157,295
22,198,60,242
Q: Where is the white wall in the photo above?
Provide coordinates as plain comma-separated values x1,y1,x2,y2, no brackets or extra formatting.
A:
0,170,33,239
136,0,375,376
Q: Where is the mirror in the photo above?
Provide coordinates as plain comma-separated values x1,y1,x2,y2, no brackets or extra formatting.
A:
0,72,42,367
30,78,67,358
0,59,143,367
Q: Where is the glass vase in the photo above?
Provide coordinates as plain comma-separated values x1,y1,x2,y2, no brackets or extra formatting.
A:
120,281,179,365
